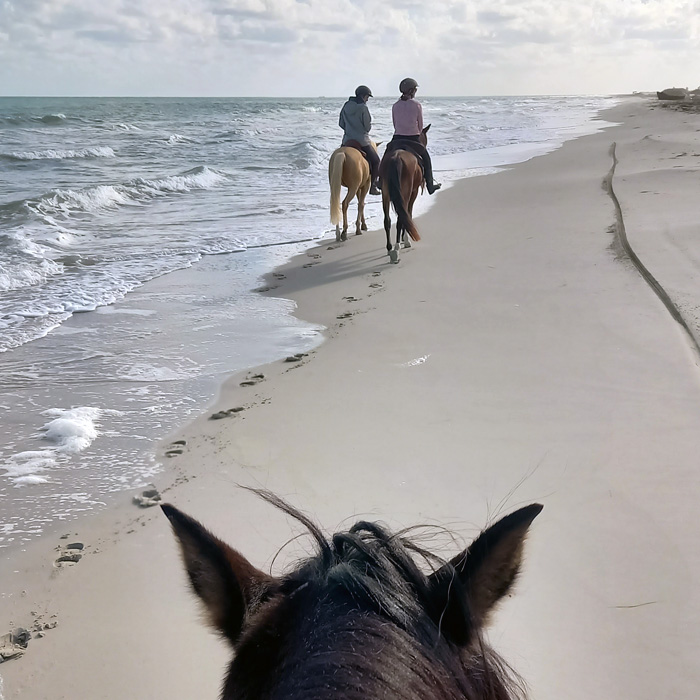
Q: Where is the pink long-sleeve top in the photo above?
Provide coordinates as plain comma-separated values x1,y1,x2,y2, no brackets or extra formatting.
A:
392,98,423,136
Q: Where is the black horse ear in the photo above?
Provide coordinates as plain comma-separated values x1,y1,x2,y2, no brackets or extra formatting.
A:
162,504,276,646
423,123,431,133
428,504,542,646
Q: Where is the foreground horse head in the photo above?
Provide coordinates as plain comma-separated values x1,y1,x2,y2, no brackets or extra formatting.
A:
379,125,431,263
163,492,541,700
328,141,379,242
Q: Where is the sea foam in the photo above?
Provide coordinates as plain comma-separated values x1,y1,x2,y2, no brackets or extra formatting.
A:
40,406,103,453
2,450,55,486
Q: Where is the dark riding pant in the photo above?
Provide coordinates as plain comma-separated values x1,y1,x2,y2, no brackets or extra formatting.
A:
386,136,437,192
360,144,380,184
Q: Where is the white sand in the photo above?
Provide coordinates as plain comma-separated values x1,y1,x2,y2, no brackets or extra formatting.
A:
2,96,700,699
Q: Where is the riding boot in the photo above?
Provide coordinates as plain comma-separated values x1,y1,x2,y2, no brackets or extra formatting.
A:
370,179,381,195
426,179,442,195
392,137,441,195
420,152,441,194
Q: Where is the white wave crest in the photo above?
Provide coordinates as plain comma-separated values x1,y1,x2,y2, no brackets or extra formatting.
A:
6,147,115,161
0,257,63,291
166,134,192,145
115,123,141,131
135,167,228,193
28,167,227,219
36,185,135,216
39,113,67,124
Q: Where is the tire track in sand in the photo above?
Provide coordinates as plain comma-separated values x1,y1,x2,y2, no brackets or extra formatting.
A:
604,142,700,358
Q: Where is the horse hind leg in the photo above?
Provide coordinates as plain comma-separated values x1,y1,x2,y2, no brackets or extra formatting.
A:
341,187,358,242
355,186,368,236
389,242,400,264
383,194,392,254
404,185,418,248
389,222,401,263
360,181,369,231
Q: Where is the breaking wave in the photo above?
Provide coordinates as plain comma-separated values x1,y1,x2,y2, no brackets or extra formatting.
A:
2,146,116,161
3,166,230,220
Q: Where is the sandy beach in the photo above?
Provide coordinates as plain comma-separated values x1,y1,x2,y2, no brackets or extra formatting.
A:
2,95,700,699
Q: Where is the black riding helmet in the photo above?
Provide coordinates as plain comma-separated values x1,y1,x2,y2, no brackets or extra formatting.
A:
399,77,418,94
355,85,373,98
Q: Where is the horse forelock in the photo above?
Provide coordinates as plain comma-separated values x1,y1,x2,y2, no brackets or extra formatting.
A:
225,492,526,700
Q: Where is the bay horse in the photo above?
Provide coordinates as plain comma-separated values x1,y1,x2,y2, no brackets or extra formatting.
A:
328,142,379,242
163,490,542,700
379,125,431,263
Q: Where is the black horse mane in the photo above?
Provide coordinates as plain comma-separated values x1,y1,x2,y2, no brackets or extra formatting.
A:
235,490,527,700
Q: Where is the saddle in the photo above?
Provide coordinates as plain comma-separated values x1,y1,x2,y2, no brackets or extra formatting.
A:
342,139,369,160
384,140,425,176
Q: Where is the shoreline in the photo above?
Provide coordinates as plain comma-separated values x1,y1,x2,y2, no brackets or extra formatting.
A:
0,95,616,551
4,95,700,698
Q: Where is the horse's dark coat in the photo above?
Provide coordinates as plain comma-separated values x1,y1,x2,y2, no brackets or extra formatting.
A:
163,492,541,700
379,125,433,255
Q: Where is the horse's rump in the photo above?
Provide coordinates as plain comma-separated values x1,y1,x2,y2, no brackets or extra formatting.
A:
328,148,346,225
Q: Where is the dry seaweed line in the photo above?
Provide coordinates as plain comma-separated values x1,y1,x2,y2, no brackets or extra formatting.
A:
604,142,700,359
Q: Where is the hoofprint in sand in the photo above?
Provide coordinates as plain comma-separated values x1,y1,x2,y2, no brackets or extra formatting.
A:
2,96,700,699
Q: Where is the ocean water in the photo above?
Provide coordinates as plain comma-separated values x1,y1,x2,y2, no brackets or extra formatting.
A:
0,95,618,548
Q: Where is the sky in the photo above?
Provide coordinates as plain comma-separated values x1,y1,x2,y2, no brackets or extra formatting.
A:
1,0,699,96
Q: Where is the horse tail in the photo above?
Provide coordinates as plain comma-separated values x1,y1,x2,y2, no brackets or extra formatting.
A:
387,155,420,241
329,150,345,226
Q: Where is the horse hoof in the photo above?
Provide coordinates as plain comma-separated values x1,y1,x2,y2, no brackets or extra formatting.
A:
355,231,363,236
340,233,348,242
389,249,399,264
361,224,368,231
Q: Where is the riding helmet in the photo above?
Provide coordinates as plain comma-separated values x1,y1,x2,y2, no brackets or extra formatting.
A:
355,85,373,98
399,77,418,94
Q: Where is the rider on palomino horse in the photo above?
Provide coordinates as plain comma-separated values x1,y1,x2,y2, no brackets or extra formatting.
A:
385,78,441,195
338,85,381,195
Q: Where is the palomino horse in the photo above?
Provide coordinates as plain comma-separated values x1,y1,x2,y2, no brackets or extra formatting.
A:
163,490,542,700
328,142,379,242
379,124,431,263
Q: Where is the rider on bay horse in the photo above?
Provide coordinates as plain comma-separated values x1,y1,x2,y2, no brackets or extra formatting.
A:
338,85,381,196
385,78,441,195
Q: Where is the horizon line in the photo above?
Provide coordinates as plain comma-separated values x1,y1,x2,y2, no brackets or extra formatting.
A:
0,92,632,99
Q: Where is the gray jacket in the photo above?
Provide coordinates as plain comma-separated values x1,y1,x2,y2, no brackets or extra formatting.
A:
339,97,372,146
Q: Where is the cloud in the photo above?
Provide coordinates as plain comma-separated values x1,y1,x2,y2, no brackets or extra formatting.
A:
75,28,146,43
476,10,515,25
0,0,699,95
